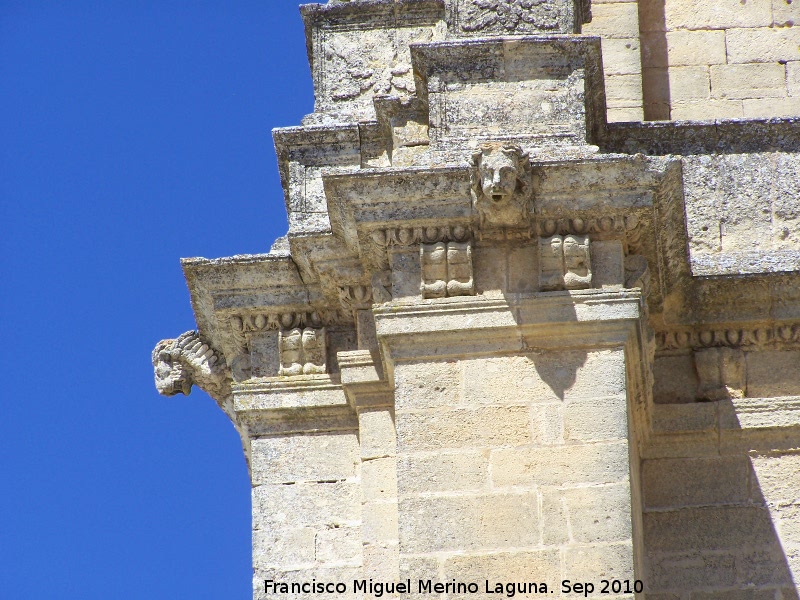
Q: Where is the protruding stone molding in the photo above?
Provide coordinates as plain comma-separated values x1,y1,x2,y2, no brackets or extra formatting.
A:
369,224,472,248
228,308,351,355
338,349,393,407
232,376,357,437
655,322,800,354
645,397,800,460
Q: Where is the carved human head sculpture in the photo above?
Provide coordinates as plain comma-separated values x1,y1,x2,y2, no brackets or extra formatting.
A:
470,143,532,228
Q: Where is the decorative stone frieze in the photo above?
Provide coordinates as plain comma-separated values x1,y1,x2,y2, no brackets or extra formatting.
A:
420,241,475,298
451,0,591,36
538,234,592,290
656,322,800,353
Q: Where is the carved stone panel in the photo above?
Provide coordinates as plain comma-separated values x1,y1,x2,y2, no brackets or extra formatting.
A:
421,242,475,298
453,0,579,36
539,234,592,290
279,327,328,376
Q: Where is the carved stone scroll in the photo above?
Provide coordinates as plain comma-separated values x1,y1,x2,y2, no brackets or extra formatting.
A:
279,327,327,376
539,234,592,291
421,242,475,299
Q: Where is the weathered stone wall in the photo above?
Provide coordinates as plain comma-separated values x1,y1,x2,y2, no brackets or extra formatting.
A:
639,0,800,120
152,2,800,598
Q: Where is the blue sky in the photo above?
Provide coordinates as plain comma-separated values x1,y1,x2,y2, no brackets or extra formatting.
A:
1,2,311,597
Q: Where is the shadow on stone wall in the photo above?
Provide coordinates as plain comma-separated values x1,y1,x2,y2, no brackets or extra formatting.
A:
641,412,800,598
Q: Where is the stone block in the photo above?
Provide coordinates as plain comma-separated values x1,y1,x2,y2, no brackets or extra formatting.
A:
666,30,727,66
646,551,736,590
711,63,788,99
746,350,800,397
398,493,539,553
397,449,489,495
363,541,400,582
442,550,560,585
664,0,772,30
315,525,362,564
789,61,800,96
774,0,800,25
607,107,644,122
542,483,633,545
361,457,398,501
390,250,421,300
254,566,363,600
743,97,800,118
564,395,628,442
735,546,796,586
362,500,398,543
653,354,698,404
250,433,360,485
530,403,565,446
605,73,645,107
462,350,627,405
641,456,751,509
394,360,460,410
591,239,625,287
600,38,643,76
491,441,630,488
582,2,640,38
562,542,635,585
358,407,396,460
253,527,316,568
669,66,710,102
691,590,781,600
507,243,537,293
473,244,508,293
395,406,531,451
644,506,776,552
751,454,800,505
671,99,744,120
726,27,800,64
252,481,360,530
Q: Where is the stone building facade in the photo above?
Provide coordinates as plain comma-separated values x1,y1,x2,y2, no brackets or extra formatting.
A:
153,0,800,598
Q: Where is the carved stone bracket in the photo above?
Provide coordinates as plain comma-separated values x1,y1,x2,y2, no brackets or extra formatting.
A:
420,241,475,298
539,234,592,291
279,327,327,376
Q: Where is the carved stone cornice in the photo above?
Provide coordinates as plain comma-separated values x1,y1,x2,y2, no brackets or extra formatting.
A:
656,322,800,354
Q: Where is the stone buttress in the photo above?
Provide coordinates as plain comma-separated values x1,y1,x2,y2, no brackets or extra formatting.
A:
153,1,800,598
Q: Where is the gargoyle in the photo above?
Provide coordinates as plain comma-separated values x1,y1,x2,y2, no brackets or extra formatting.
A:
469,143,533,229
152,331,231,414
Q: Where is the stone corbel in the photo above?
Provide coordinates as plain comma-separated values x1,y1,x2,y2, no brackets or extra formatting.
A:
539,234,592,291
420,241,475,298
278,327,327,376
